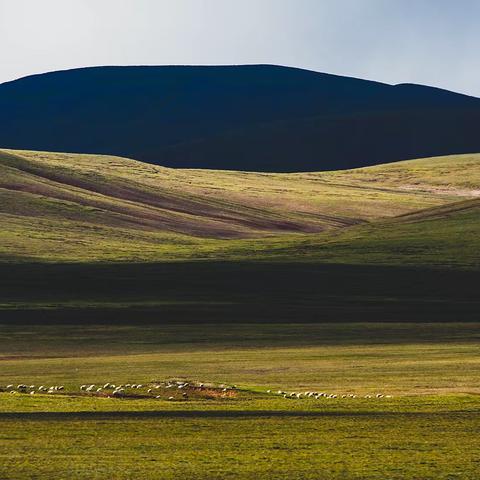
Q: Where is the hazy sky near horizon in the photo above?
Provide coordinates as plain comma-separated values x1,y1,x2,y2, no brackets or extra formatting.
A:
1,0,479,96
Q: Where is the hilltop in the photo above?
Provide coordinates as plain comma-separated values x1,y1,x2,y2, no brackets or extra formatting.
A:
1,65,480,171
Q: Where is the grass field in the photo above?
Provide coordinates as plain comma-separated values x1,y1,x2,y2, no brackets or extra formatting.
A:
0,323,479,479
0,395,479,479
1,148,479,478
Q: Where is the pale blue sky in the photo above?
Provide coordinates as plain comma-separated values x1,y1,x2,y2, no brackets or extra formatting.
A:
1,0,479,96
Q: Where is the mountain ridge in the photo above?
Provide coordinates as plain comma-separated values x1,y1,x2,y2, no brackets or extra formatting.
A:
1,65,480,172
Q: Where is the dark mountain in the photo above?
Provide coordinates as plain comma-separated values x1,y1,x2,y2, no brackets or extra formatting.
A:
1,64,479,172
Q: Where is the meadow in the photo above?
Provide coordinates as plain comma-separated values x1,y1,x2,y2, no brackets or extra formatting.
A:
0,322,479,479
0,149,479,478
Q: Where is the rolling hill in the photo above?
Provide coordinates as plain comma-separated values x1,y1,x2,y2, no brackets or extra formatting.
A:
0,148,479,267
1,65,480,171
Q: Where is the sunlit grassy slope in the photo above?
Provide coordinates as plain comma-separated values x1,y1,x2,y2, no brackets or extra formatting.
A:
0,148,479,266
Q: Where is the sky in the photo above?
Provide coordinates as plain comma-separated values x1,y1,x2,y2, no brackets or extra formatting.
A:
1,0,479,96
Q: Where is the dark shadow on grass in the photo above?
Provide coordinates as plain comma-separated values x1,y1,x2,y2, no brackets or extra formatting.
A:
1,262,479,323
0,410,476,421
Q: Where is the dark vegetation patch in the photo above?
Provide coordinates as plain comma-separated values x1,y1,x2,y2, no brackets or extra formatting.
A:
0,262,478,323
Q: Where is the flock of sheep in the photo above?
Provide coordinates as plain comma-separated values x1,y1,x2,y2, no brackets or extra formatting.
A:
78,380,204,399
1,384,65,395
269,390,392,400
0,380,235,400
1,382,392,401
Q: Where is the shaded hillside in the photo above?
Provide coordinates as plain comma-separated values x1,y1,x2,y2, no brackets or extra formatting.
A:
1,65,480,171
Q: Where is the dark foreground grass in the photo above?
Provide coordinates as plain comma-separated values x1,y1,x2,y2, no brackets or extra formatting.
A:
0,394,478,479
1,262,479,323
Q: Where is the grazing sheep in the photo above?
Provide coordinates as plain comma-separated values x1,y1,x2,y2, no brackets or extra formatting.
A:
147,389,152,393
80,385,87,391
168,396,174,400
155,395,162,399
30,391,35,395
376,394,384,398
6,385,13,389
96,388,103,393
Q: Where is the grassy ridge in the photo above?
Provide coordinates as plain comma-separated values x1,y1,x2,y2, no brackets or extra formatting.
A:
1,149,479,266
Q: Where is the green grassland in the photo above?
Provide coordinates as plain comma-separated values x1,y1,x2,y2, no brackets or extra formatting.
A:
0,323,479,479
0,395,478,480
1,149,479,266
1,149,479,478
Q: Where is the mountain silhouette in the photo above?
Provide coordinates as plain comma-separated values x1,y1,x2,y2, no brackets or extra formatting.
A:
1,64,479,171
